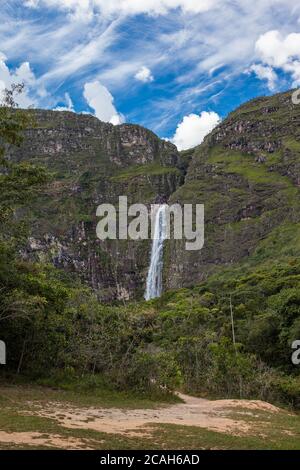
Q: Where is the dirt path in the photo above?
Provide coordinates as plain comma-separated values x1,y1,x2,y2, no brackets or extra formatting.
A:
24,392,281,438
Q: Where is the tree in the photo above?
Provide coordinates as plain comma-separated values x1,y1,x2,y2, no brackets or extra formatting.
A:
0,84,49,238
0,84,50,335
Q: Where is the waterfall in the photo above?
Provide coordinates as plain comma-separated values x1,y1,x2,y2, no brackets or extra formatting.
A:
145,205,167,300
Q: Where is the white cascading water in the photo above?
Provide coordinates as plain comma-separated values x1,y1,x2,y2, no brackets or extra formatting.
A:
145,205,167,300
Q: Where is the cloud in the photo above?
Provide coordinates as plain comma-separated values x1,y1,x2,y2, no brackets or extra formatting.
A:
25,0,219,19
24,0,39,7
25,0,93,21
135,66,154,83
0,52,38,107
39,19,120,85
255,30,300,68
254,30,300,86
248,64,277,91
83,80,124,124
53,92,75,112
171,111,220,150
3,0,300,136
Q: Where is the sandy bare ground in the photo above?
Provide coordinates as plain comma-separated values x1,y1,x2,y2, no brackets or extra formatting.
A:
0,431,93,449
23,393,281,438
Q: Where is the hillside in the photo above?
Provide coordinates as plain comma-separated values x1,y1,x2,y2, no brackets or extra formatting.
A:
166,90,300,289
6,90,300,301
6,110,184,301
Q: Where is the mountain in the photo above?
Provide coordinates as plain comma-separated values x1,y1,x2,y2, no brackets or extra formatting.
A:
7,89,300,300
166,89,300,289
7,109,184,301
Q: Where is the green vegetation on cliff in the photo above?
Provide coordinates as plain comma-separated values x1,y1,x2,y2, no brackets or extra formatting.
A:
166,89,300,291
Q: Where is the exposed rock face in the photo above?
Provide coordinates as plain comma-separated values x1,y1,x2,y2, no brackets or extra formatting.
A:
165,90,300,289
7,90,300,300
8,109,183,300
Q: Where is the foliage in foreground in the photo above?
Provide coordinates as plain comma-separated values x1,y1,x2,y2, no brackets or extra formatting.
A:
1,252,300,407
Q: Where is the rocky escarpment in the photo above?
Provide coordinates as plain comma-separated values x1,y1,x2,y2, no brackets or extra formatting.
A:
8,109,184,301
7,89,300,300
165,89,300,290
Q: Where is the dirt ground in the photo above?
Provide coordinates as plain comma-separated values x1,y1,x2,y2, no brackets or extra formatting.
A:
0,391,292,449
0,431,93,449
22,393,281,438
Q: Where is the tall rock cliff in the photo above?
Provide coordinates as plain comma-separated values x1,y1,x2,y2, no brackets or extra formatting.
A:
165,89,300,289
6,89,300,300
7,109,184,300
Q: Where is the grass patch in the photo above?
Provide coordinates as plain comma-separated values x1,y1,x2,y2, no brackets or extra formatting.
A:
283,137,300,152
111,163,180,181
208,147,291,186
0,376,180,409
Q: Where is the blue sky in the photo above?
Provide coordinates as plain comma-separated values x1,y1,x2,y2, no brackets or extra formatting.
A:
1,1,300,149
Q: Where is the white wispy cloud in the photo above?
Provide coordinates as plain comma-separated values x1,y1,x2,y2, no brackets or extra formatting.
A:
53,92,75,112
39,19,120,85
248,64,277,91
1,0,300,136
24,0,220,18
24,0,39,7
